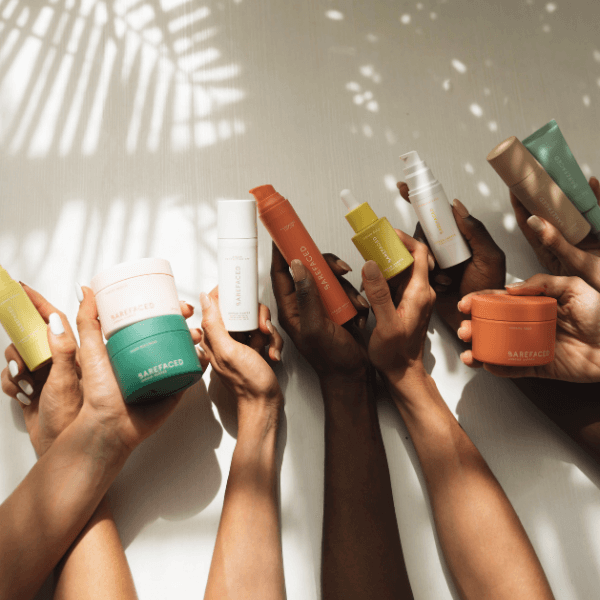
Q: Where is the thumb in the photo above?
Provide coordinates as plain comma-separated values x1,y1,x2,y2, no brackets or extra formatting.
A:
505,273,572,300
452,199,505,259
361,261,397,325
525,215,599,284
47,312,79,381
199,292,232,355
290,259,329,334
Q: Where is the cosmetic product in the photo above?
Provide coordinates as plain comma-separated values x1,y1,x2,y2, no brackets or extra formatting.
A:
523,119,600,234
399,151,472,269
91,258,182,339
470,294,556,366
249,184,357,325
487,136,591,245
340,189,414,279
217,200,259,331
0,266,51,371
106,315,203,405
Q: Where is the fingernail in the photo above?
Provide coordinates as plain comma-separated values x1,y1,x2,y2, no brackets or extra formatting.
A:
184,302,195,312
272,348,281,362
505,281,526,288
290,259,306,282
457,301,463,312
357,295,370,309
435,274,452,285
363,261,381,281
199,292,211,310
16,392,31,406
8,360,19,378
75,282,84,303
266,319,274,334
18,281,30,289
527,215,545,234
18,380,33,395
453,198,470,218
357,316,367,329
459,351,468,363
336,259,352,272
457,327,465,340
427,254,435,271
49,313,65,336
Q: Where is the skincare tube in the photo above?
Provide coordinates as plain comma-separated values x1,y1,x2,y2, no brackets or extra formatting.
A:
399,151,472,269
0,266,51,371
249,184,357,325
340,189,414,279
487,136,590,245
217,199,259,331
523,119,600,234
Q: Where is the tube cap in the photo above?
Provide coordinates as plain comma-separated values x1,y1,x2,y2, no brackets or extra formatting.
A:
487,137,538,187
91,258,173,295
585,205,600,233
471,294,557,322
218,200,257,239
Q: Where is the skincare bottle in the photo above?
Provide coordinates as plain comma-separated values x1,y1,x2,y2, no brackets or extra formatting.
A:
399,151,472,269
487,136,591,245
217,199,259,331
0,266,52,371
249,184,357,326
523,119,600,235
340,189,414,279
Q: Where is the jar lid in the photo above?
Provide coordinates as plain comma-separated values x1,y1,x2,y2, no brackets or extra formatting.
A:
106,314,188,359
471,294,557,322
91,258,173,294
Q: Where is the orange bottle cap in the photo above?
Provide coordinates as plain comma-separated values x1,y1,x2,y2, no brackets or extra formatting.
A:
471,294,557,322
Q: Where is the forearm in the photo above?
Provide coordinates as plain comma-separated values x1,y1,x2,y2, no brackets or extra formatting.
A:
390,371,554,600
321,374,413,600
0,408,130,600
204,401,284,600
53,496,137,600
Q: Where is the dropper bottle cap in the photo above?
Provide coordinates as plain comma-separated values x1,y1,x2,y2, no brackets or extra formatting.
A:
340,189,378,233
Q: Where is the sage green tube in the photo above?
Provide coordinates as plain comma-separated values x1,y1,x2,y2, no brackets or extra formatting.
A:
523,119,600,234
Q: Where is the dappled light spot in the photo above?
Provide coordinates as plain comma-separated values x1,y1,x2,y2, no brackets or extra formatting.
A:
594,50,600,62
452,58,467,73
385,129,397,144
430,12,437,19
477,182,491,197
366,33,378,42
353,94,364,105
400,14,411,24
469,103,483,117
465,163,475,174
545,2,557,12
503,213,517,232
442,79,452,91
488,121,498,132
362,124,373,137
360,64,374,77
542,24,551,33
325,10,344,20
366,100,378,112
583,95,591,107
346,81,361,91
384,174,399,192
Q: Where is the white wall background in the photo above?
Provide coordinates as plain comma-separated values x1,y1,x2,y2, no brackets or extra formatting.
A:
1,0,600,598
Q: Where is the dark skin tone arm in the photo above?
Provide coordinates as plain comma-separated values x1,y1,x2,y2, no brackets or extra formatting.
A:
270,243,414,600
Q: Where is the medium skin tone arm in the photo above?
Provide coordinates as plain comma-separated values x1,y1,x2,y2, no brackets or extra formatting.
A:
200,289,286,600
270,244,413,600
361,231,555,600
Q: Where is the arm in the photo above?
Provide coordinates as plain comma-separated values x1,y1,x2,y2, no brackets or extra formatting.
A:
271,245,413,600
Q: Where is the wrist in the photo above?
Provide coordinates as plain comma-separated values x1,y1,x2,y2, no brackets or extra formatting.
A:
237,394,282,438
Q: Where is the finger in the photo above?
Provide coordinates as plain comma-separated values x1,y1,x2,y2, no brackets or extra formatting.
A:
290,259,329,336
361,261,398,324
270,242,297,315
458,288,508,314
1,368,23,403
22,284,77,339
199,292,234,357
589,177,600,206
190,327,202,345
509,192,545,254
76,287,109,373
180,300,195,319
259,304,283,361
408,223,436,270
4,346,36,399
526,215,599,284
459,350,483,369
457,319,472,342
401,240,432,306
196,346,210,372
46,313,79,382
505,273,573,300
323,253,353,276
397,181,410,203
4,344,27,379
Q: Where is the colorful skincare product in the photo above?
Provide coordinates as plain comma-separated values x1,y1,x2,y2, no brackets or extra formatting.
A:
250,184,357,326
470,294,556,366
487,136,591,245
523,119,600,234
106,315,203,405
217,199,259,331
399,151,472,269
91,258,182,339
0,266,51,371
340,189,414,279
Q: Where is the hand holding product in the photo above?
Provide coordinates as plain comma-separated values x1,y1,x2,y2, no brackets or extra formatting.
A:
457,274,600,382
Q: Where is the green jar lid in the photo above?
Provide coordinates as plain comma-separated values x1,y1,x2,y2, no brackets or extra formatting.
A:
585,205,600,234
107,314,203,405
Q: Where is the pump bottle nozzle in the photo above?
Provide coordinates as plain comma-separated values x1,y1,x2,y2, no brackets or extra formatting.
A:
340,189,360,212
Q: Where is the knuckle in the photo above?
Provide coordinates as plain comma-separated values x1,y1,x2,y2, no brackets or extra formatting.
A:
294,280,313,308
368,283,391,306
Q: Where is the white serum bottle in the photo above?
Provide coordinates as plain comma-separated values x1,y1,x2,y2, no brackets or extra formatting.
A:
400,151,472,269
217,199,259,331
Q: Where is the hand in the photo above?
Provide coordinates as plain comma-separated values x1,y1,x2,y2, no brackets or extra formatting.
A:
199,287,284,409
398,182,506,331
457,274,600,382
270,243,370,385
361,230,436,387
510,177,600,291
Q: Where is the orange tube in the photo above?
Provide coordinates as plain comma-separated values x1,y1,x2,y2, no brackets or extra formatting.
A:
250,185,357,325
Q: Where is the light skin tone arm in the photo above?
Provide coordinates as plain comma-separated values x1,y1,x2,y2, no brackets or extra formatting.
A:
361,232,555,600
0,287,196,600
270,243,413,600
200,288,286,600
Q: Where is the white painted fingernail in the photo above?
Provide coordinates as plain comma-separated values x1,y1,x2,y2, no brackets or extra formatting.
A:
75,282,84,303
49,313,65,336
16,392,31,406
8,360,19,378
18,380,33,395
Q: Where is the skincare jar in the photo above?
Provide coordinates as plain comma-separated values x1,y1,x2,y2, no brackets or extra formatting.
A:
470,294,557,366
106,314,203,405
91,258,182,338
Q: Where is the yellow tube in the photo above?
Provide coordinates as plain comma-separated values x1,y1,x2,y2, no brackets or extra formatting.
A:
0,266,51,371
